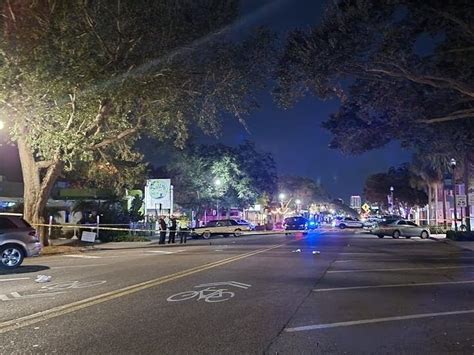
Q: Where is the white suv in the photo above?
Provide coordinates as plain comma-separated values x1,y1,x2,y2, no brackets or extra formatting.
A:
333,216,364,229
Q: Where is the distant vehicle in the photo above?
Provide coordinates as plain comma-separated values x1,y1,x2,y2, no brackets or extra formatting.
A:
283,216,313,235
192,219,252,239
0,213,41,269
333,216,364,229
362,217,382,229
234,219,255,230
371,219,430,239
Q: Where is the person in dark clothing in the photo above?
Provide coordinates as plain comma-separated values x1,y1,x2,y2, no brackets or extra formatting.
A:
168,216,177,244
159,217,167,244
179,219,187,244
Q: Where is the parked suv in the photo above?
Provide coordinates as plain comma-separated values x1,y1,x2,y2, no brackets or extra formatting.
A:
0,213,41,269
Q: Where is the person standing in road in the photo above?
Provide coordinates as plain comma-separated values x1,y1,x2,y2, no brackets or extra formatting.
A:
179,218,187,244
168,216,177,244
159,217,167,244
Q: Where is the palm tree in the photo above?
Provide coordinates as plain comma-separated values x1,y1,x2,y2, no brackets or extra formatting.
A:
411,152,450,226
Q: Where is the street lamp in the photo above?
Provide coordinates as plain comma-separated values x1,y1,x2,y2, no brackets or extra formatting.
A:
450,158,458,232
278,193,286,201
390,186,394,214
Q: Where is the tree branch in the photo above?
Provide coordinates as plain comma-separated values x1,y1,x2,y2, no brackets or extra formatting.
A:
90,117,143,150
422,109,474,123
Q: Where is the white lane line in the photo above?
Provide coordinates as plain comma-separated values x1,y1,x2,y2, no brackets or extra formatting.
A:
0,277,30,282
145,250,185,255
333,256,474,263
285,309,474,333
314,280,474,292
327,265,474,273
63,254,101,259
52,264,106,269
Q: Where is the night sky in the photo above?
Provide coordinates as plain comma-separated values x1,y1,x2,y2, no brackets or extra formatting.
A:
0,0,413,203
197,0,413,203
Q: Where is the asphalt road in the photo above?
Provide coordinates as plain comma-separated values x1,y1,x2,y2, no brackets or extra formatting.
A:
1,230,473,354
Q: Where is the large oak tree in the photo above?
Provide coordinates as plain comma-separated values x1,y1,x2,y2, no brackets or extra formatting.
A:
0,0,274,244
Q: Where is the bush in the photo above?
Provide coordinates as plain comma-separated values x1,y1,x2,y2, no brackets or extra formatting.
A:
446,231,474,241
429,225,449,234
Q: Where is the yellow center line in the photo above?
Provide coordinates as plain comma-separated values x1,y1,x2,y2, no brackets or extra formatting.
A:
0,243,284,334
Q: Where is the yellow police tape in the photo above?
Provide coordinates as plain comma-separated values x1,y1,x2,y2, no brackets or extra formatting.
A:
32,223,326,235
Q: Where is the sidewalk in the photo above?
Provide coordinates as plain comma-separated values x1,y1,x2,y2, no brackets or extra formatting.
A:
429,234,474,252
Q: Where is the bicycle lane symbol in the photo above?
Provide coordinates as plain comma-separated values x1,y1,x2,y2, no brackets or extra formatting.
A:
167,281,251,303
0,281,107,301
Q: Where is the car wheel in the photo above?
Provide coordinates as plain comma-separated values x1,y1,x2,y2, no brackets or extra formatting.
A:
202,231,211,240
0,245,24,269
392,230,401,239
233,229,242,237
420,231,429,239
377,235,384,239
339,224,346,229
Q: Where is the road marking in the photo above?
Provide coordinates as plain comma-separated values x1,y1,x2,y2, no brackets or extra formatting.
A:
0,277,30,282
285,309,474,332
145,250,185,255
0,291,67,301
314,280,474,292
333,256,474,263
327,265,474,273
0,243,283,334
167,281,251,303
52,264,106,269
63,254,101,259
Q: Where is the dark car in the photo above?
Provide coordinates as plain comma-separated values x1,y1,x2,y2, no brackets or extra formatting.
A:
283,216,309,234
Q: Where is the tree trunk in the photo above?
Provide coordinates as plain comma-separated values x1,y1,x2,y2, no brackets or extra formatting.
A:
427,184,432,225
442,183,447,229
434,182,439,225
17,136,64,246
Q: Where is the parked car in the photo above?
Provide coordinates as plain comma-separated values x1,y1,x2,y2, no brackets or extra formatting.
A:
234,219,255,230
371,219,430,239
283,216,310,234
362,217,382,229
192,219,252,239
333,216,364,229
0,213,41,269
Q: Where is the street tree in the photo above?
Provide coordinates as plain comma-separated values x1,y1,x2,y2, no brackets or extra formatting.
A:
276,0,474,154
364,165,428,216
277,175,328,209
167,142,277,214
0,0,274,244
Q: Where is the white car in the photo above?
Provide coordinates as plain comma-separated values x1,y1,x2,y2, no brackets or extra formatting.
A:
371,220,430,239
234,219,255,230
333,216,364,229
192,219,252,239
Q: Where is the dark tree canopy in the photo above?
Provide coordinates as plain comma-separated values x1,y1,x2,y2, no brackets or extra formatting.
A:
276,0,474,154
364,164,428,209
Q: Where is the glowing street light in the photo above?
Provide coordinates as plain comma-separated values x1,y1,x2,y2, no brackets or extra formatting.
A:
278,193,286,201
214,178,222,187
